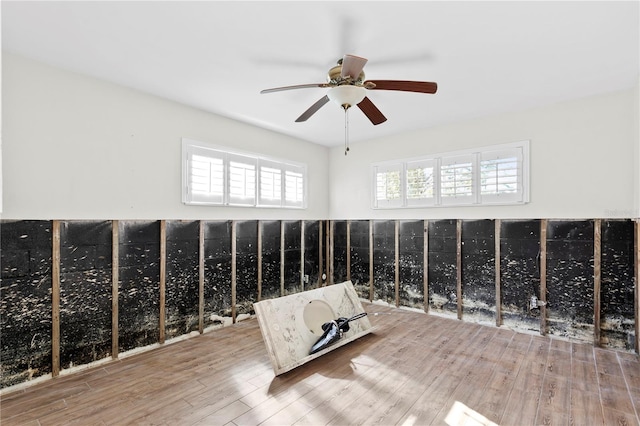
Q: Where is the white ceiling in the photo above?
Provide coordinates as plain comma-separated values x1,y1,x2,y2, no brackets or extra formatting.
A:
2,1,639,147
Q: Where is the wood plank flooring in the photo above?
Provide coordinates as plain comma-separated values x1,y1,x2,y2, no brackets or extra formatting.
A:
2,303,639,425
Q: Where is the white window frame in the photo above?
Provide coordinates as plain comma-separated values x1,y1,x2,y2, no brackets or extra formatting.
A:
182,138,307,209
373,163,404,208
439,154,476,206
371,140,529,209
479,147,525,204
405,158,438,207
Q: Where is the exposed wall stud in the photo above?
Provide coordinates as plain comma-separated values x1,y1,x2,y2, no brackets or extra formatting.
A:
301,220,305,291
159,220,166,344
257,220,263,301
369,220,374,301
594,219,602,347
495,219,502,327
231,220,237,322
635,220,639,354
329,220,335,285
318,220,323,287
280,221,285,295
423,220,429,313
198,221,204,334
540,219,548,336
112,220,120,357
346,220,351,283
395,220,400,308
52,220,61,377
456,219,463,320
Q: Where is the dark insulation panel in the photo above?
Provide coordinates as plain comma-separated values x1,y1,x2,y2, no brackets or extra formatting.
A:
332,221,348,283
428,219,458,314
118,221,160,352
398,220,424,310
1,220,53,388
546,220,595,341
499,220,541,332
236,220,258,316
203,221,232,326
59,221,112,369
372,220,396,304
461,220,495,322
261,221,281,300
165,221,199,339
303,221,320,290
601,220,635,349
283,221,302,295
350,220,371,299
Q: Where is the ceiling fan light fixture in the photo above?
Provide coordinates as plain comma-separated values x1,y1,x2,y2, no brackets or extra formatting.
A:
327,85,366,109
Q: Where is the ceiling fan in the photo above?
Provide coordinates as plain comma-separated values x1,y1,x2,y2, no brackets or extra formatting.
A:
260,54,438,126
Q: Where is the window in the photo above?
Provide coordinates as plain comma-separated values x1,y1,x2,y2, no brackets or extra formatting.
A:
372,141,529,208
479,148,523,203
406,159,436,206
373,164,403,208
182,139,307,208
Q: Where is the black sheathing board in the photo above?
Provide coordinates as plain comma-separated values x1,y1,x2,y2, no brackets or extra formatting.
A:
546,220,595,341
499,220,541,332
350,220,371,299
1,217,637,391
118,221,161,352
332,221,348,284
461,220,496,322
165,221,199,339
601,220,635,349
203,221,232,325
428,219,458,314
59,221,112,369
261,221,281,300
398,220,424,309
303,221,320,290
236,220,258,315
372,220,395,304
0,220,53,388
283,221,302,295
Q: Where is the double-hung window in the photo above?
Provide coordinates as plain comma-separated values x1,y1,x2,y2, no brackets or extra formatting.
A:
182,138,307,208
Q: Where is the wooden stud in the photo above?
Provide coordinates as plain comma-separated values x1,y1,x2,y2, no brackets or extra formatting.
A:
198,221,204,334
594,219,602,347
112,220,120,357
280,221,285,296
346,220,351,283
423,220,429,313
456,219,463,320
159,220,166,344
318,220,323,287
395,220,400,308
257,220,263,301
369,220,374,302
301,220,305,291
495,219,502,327
540,219,548,336
329,220,335,285
232,221,237,322
51,220,61,377
635,220,639,354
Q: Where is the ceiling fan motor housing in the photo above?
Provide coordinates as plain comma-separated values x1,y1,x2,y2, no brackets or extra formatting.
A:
328,65,365,84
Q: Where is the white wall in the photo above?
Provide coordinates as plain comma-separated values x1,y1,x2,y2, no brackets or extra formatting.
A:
2,53,329,220
329,86,638,220
3,53,638,221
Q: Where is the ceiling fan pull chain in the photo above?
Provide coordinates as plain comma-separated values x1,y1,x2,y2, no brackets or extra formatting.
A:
344,107,350,156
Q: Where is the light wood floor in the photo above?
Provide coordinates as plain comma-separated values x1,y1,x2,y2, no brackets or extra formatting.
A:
2,303,639,426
